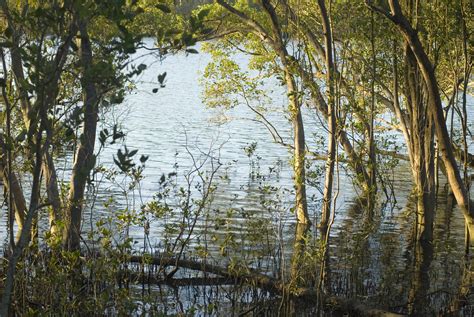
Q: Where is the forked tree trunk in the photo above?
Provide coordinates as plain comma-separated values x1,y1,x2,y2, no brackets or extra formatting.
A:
261,0,310,224
405,45,436,241
0,118,45,316
368,0,474,243
64,20,99,250
3,3,75,235
217,0,374,225
280,0,371,192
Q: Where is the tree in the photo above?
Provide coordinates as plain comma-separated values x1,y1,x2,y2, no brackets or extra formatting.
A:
367,0,474,244
214,0,310,224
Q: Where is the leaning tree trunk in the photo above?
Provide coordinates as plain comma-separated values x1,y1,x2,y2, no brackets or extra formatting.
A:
3,3,75,235
0,115,45,316
280,0,371,192
368,0,474,243
64,20,99,251
261,0,310,224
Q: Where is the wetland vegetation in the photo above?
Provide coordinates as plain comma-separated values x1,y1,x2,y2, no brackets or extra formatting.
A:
0,0,472,315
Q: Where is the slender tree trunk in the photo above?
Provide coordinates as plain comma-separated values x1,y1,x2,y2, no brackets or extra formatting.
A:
317,0,337,229
460,4,471,188
64,20,99,250
0,116,45,316
290,222,310,290
260,0,310,224
292,98,310,224
292,53,372,191
407,240,433,315
280,0,371,192
3,3,75,235
367,10,377,210
0,138,26,232
0,49,26,240
43,142,62,234
369,0,474,243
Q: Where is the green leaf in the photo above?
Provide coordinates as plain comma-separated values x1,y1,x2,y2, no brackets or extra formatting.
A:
198,8,211,21
4,27,12,38
186,48,199,54
117,149,125,162
16,130,27,142
0,41,13,48
113,157,122,169
158,72,167,84
156,3,171,13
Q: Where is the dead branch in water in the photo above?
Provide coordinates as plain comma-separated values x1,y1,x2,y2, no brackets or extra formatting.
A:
124,255,404,316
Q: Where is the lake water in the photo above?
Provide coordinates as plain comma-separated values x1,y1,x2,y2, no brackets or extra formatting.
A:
3,39,474,315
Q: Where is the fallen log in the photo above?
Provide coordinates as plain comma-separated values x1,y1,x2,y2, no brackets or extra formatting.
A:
126,255,405,316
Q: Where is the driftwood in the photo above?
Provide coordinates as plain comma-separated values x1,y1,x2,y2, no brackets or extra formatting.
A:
125,255,404,316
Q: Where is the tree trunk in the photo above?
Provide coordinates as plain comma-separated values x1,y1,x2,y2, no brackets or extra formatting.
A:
404,44,436,241
3,3,75,235
367,11,377,211
0,117,45,316
280,0,371,192
261,0,310,224
290,222,310,290
64,20,99,250
292,100,309,224
295,62,371,191
369,0,474,242
317,0,337,229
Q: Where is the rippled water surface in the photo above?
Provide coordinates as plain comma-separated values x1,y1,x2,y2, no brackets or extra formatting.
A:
4,39,474,315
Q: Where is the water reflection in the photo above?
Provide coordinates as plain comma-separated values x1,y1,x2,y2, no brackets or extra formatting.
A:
407,240,434,315
79,41,474,314
2,39,473,315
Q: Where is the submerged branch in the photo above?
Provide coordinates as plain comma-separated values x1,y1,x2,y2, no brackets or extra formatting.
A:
124,255,403,316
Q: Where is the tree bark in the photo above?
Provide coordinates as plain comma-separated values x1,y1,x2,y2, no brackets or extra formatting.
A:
317,0,337,229
0,117,45,316
64,20,99,250
403,43,436,241
124,254,403,316
260,0,310,224
368,0,474,243
280,0,371,192
2,2,76,235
